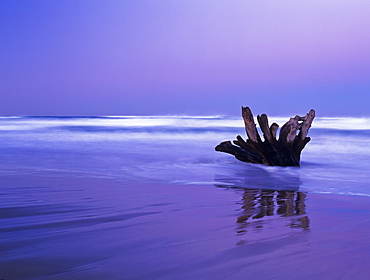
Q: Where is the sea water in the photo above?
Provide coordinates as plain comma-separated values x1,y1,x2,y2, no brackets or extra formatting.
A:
1,115,370,197
1,115,370,279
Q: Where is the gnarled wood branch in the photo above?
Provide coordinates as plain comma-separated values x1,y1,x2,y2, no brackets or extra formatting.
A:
215,107,315,166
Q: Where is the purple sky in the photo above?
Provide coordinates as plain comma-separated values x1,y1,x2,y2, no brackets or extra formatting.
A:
1,0,370,116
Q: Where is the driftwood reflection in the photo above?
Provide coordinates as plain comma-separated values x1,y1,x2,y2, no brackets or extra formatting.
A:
237,189,308,228
232,189,309,244
214,164,309,244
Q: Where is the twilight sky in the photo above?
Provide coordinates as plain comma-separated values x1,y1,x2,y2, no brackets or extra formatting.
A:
1,0,370,116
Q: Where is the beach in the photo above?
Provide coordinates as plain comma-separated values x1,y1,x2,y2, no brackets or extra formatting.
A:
1,116,370,279
2,171,370,279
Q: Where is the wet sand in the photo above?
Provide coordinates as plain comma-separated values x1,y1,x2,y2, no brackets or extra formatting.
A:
1,172,370,280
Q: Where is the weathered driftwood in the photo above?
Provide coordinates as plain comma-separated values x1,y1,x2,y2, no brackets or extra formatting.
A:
215,107,315,166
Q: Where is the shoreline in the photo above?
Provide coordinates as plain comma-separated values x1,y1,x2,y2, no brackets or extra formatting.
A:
1,172,370,279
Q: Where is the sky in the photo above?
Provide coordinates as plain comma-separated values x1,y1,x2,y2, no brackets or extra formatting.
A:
1,0,370,116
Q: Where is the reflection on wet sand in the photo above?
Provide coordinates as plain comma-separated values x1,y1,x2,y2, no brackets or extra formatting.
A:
232,189,309,245
237,189,309,227
214,166,309,245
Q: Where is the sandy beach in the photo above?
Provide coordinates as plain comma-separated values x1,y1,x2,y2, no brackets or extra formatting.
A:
2,170,370,280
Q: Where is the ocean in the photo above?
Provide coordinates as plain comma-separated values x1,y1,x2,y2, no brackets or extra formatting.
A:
2,115,370,279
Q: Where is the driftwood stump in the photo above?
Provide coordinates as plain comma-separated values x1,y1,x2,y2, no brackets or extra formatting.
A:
215,107,315,166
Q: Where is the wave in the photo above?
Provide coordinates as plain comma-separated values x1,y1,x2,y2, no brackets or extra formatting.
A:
2,115,370,198
2,115,370,128
1,115,370,128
